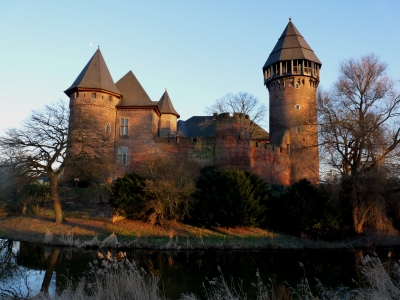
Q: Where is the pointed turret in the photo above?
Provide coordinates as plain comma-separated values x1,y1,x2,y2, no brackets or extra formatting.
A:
263,19,320,184
64,48,120,96
158,90,180,117
263,18,321,87
157,90,179,137
115,71,153,106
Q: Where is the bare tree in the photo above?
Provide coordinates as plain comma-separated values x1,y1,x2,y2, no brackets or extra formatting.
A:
205,92,267,135
0,101,69,223
318,54,400,233
318,54,400,177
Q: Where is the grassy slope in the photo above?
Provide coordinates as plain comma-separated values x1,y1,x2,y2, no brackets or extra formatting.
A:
0,208,399,249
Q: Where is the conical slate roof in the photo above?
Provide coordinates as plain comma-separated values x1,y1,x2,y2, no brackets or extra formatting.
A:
115,71,153,106
158,90,180,117
263,19,321,68
64,48,120,96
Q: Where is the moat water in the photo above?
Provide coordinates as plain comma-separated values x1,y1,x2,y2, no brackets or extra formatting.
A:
0,239,398,299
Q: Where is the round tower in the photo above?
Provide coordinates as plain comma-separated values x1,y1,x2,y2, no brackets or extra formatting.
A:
263,19,320,184
64,48,121,183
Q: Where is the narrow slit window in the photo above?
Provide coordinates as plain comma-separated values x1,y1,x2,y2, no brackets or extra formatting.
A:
105,122,111,133
295,104,300,110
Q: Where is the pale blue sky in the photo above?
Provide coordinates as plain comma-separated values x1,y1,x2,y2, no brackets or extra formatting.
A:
1,1,399,133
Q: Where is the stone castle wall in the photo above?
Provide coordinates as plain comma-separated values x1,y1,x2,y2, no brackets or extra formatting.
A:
158,114,178,137
250,142,290,185
66,104,292,186
214,113,251,170
66,91,119,182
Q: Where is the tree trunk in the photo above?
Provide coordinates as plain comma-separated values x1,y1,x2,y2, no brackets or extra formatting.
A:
49,174,64,224
41,248,60,293
353,204,371,234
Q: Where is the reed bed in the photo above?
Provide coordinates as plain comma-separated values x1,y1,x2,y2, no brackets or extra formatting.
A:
9,253,395,300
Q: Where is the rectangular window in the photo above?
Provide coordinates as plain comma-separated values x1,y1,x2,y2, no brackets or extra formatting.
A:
117,147,128,165
92,93,96,98
120,118,129,136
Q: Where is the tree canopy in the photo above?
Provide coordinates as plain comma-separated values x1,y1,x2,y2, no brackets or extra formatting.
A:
205,92,267,136
318,54,400,178
0,101,69,223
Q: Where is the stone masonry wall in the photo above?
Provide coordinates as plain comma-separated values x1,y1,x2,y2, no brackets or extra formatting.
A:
268,75,319,184
65,91,119,182
114,109,158,177
158,114,177,137
214,113,251,170
250,142,290,185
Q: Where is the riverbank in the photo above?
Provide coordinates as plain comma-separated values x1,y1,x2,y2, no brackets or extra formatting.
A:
1,208,400,250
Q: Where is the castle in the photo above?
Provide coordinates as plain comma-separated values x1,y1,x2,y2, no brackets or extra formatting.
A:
64,19,320,186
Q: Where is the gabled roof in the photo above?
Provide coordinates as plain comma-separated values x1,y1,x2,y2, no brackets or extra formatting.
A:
64,48,120,96
263,19,321,68
115,71,153,106
158,90,180,117
178,116,216,137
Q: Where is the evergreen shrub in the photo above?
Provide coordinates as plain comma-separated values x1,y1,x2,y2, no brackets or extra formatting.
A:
190,166,270,228
267,179,351,240
109,172,147,219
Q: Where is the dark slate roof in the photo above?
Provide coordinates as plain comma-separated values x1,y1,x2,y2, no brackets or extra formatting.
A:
178,116,216,137
263,19,321,68
115,71,153,106
64,48,120,96
158,90,180,117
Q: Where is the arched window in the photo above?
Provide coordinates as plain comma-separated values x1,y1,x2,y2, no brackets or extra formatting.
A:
105,122,111,133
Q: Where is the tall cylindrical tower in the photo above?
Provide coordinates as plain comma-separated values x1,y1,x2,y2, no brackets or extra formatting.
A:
64,48,121,183
263,19,321,184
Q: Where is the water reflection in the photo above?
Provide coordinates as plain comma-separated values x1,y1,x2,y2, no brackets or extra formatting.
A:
1,240,398,299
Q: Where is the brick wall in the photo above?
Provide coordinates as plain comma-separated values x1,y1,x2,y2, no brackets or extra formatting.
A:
214,113,251,170
65,91,119,183
158,114,177,137
268,75,319,184
250,142,290,185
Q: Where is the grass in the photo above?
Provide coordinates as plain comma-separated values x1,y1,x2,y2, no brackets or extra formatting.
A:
1,206,400,250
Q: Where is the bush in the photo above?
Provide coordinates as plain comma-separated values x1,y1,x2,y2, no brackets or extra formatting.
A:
190,167,269,228
266,179,351,240
109,172,147,220
109,157,198,224
140,157,198,224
